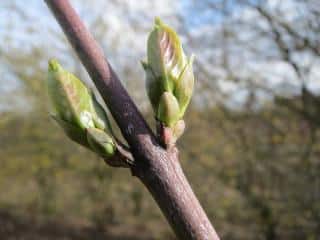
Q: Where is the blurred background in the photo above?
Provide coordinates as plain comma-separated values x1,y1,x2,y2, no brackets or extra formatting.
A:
0,0,319,239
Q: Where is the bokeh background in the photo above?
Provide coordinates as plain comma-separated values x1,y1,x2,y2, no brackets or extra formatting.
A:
0,0,319,239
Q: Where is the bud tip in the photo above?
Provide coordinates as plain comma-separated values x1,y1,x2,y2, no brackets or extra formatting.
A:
154,17,163,26
48,59,61,72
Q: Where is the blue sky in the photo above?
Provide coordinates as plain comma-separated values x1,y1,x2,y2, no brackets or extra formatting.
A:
1,0,319,112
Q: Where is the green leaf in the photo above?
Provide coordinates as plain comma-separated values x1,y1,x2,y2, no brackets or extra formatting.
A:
174,55,195,117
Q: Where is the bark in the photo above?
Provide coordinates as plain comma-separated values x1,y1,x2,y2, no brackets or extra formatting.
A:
44,0,220,239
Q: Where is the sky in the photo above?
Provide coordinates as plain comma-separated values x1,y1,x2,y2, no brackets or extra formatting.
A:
0,0,180,110
0,0,319,111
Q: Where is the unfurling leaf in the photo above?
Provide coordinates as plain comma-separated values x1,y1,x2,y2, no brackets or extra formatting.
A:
47,59,96,130
174,56,195,118
47,59,116,158
143,18,195,145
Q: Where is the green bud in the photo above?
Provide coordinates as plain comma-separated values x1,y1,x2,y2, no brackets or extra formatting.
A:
147,17,187,87
47,59,115,157
48,59,96,130
86,128,116,158
143,18,195,132
157,92,180,127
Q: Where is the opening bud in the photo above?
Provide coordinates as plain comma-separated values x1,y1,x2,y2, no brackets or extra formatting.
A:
47,59,115,157
143,18,195,145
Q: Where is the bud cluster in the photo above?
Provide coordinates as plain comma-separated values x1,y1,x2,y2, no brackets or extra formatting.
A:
142,18,194,146
47,59,115,158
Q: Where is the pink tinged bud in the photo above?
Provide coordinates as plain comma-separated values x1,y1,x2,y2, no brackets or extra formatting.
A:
143,18,195,145
146,17,187,93
47,59,96,130
143,18,195,124
47,59,116,158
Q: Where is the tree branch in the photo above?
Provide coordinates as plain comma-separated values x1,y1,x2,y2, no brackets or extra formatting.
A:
44,0,220,239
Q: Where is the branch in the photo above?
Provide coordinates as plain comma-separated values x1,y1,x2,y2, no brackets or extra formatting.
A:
44,0,220,239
